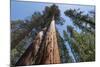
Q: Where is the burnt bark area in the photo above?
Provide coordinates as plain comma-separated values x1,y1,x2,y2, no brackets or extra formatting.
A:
15,32,43,66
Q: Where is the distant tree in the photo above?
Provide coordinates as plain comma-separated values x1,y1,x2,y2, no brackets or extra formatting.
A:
63,25,95,62
64,9,95,34
64,9,95,62
57,31,72,63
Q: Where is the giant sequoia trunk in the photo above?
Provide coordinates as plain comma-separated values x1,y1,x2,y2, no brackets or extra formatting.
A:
15,17,60,66
38,17,60,64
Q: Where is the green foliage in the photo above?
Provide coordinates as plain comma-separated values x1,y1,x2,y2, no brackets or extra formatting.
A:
75,32,95,61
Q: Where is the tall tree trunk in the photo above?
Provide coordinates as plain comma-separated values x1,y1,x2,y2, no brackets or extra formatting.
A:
15,31,43,66
41,17,60,64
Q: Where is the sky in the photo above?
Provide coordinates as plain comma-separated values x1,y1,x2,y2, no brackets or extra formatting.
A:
11,1,95,20
11,0,95,62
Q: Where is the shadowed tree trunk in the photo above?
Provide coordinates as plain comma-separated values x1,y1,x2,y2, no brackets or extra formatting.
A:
15,31,43,66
